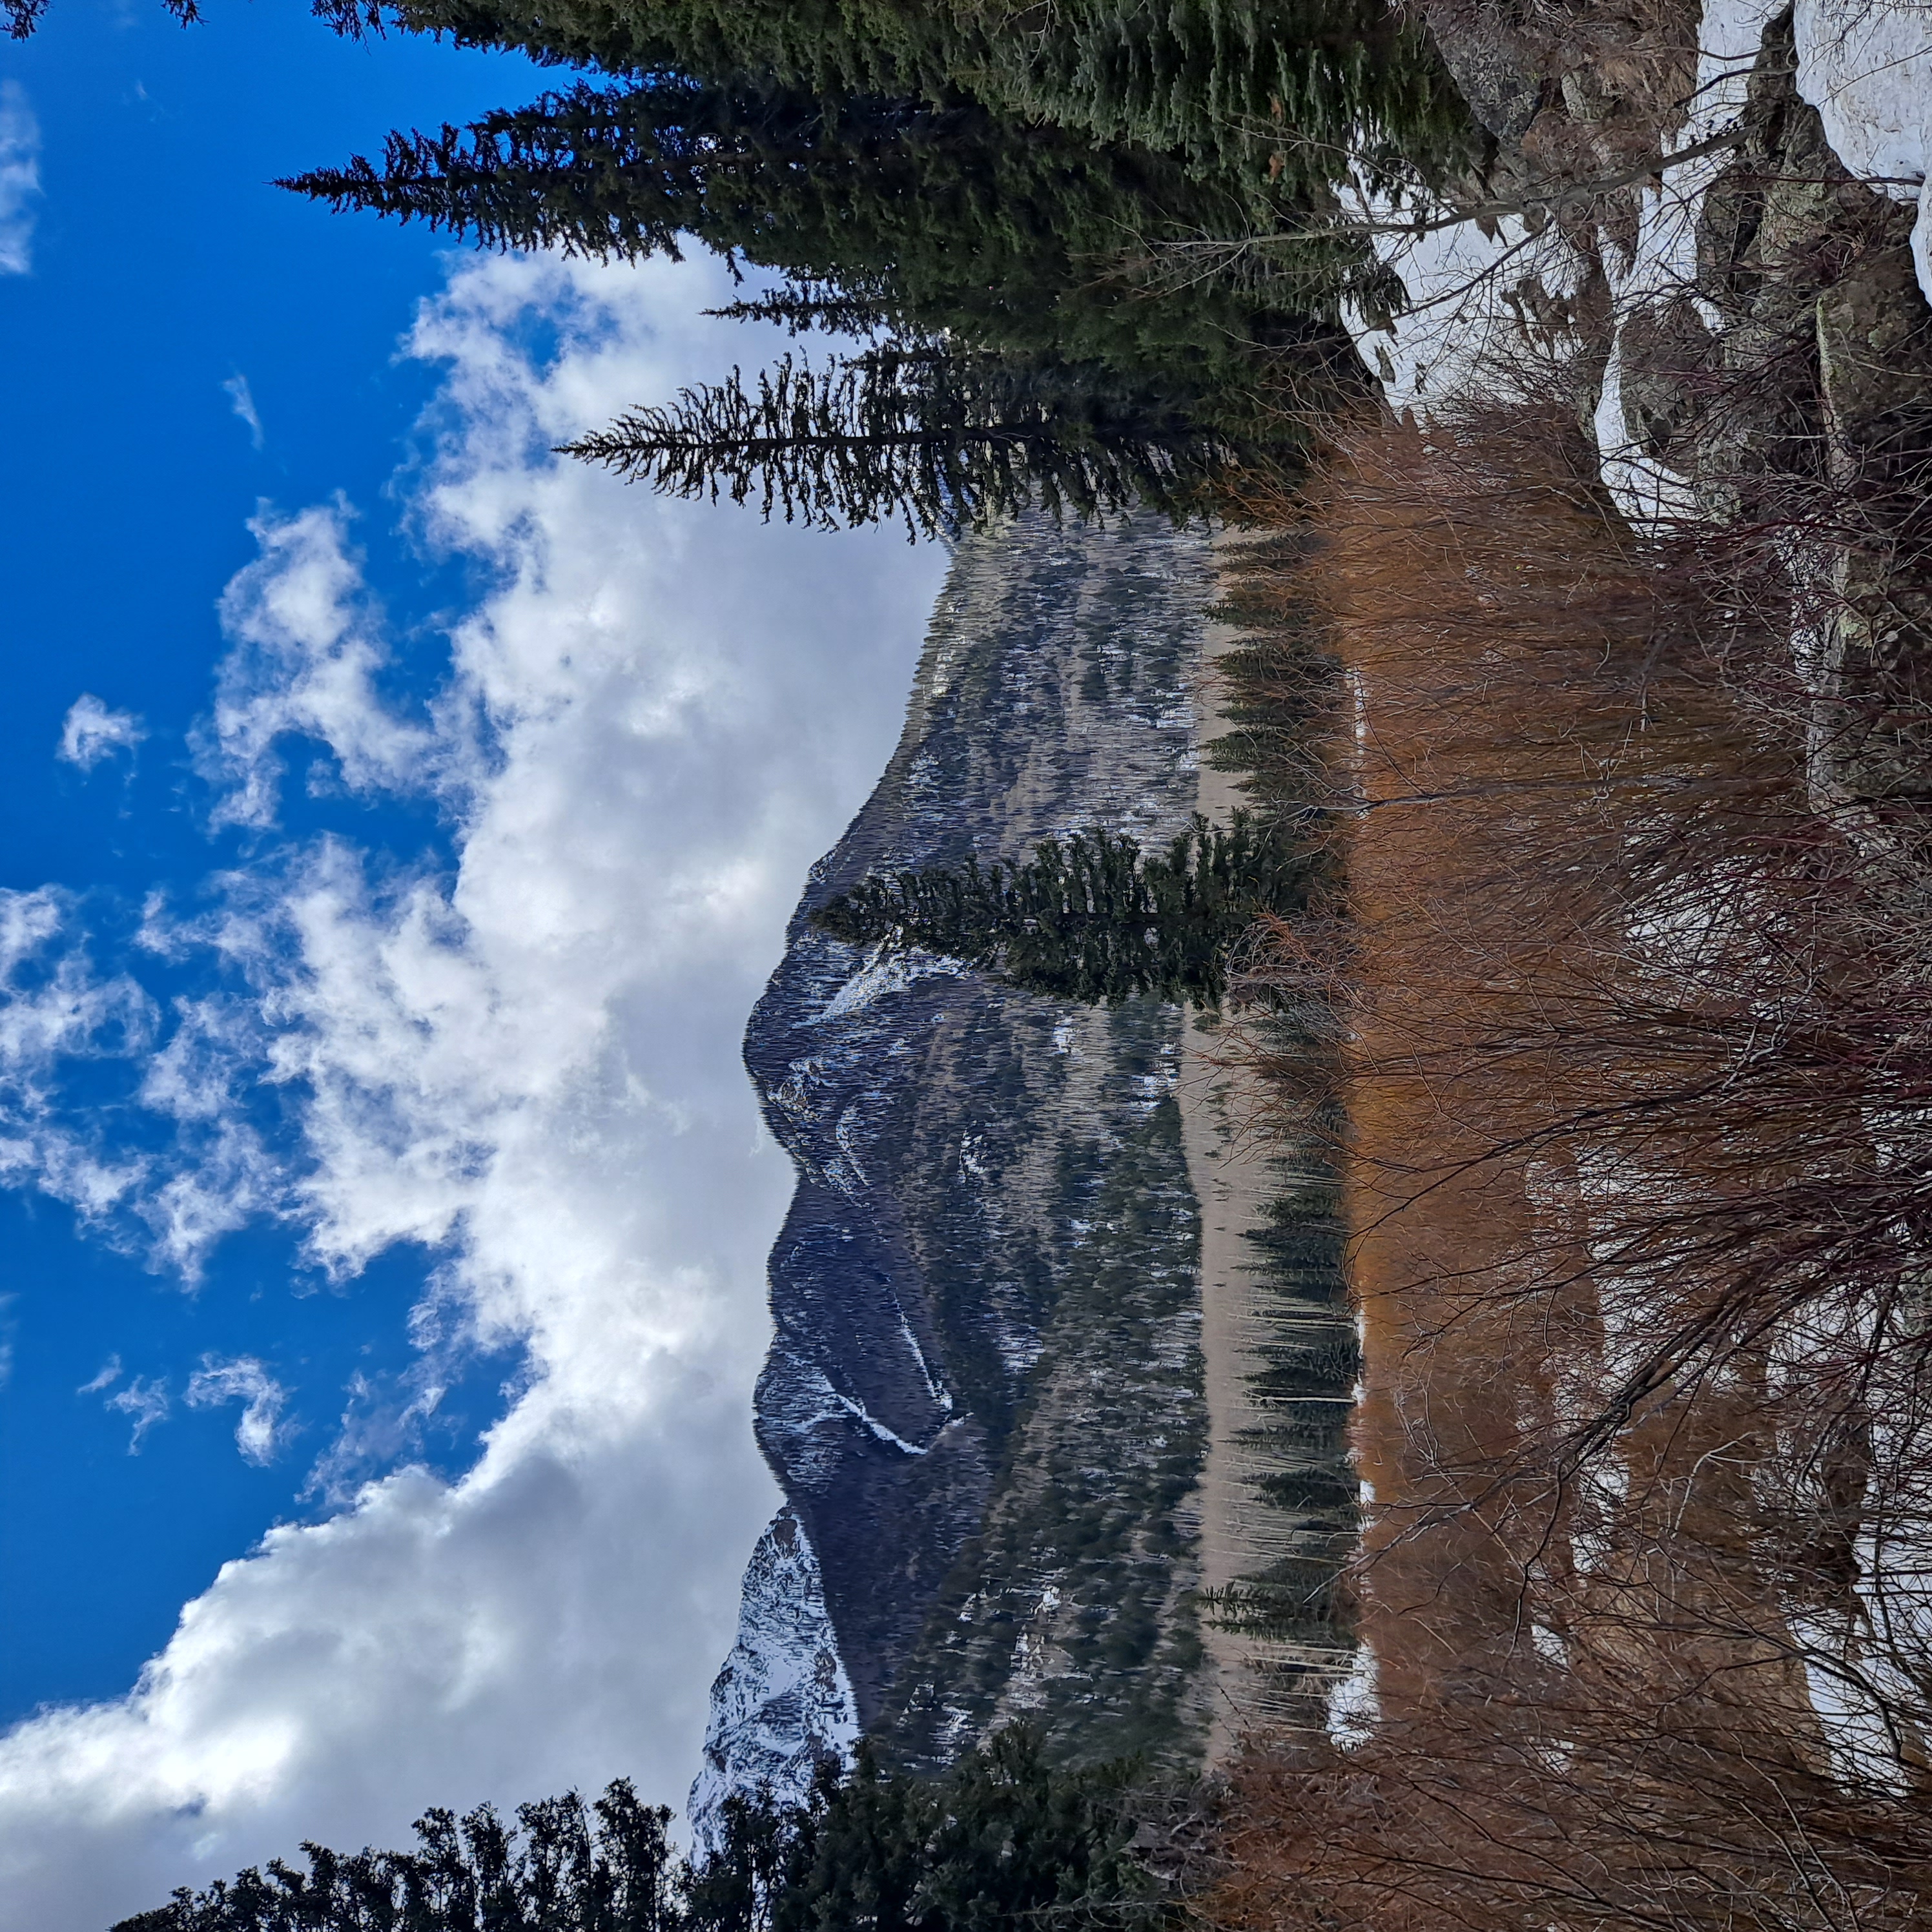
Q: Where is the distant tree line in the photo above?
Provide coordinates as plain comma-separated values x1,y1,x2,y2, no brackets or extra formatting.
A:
111,1729,1176,1932
812,811,1311,1007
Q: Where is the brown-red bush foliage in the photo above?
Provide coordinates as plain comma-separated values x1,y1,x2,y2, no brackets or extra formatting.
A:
1207,409,1932,1930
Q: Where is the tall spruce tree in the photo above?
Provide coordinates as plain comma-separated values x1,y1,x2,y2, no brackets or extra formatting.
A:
279,77,1356,392
281,61,1368,528
812,812,1306,1007
10,0,1469,192
560,347,1235,537
263,0,1474,530
10,0,1465,523
376,0,1467,196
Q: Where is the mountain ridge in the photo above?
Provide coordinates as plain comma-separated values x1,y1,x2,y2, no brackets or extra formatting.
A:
692,509,1220,1834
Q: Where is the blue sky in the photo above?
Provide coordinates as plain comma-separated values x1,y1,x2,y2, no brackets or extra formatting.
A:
0,8,944,1925
1,0,527,1726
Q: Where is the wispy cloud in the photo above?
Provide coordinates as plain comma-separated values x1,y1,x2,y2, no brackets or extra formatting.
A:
105,1374,171,1453
185,1355,291,1465
58,695,147,772
81,1355,176,1452
0,888,155,1233
0,82,40,278
300,1366,445,1506
223,375,263,450
198,500,434,830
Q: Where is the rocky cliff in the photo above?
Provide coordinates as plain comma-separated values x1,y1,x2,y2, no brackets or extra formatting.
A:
690,510,1220,1836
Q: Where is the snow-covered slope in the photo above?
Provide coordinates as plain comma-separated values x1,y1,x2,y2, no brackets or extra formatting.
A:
687,1507,856,1852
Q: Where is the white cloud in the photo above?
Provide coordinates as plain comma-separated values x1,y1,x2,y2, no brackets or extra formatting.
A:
77,1357,122,1395
0,888,154,1228
105,1375,171,1453
58,694,147,771
300,1364,449,1507
199,500,437,831
223,374,264,449
0,83,40,278
185,1357,291,1466
0,890,263,1282
0,249,945,1929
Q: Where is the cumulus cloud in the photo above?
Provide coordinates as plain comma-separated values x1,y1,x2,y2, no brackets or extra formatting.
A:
0,83,40,278
223,374,264,449
0,249,945,1930
58,694,147,771
185,1357,291,1466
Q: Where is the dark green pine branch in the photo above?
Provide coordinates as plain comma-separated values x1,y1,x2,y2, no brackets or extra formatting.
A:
560,351,1237,540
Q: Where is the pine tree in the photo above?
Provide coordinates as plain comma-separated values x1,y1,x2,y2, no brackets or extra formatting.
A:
112,1733,1163,1932
272,5,1445,527
278,77,1344,387
379,0,1468,198
112,1781,683,1932
812,812,1308,1007
383,0,956,106
684,1729,1164,1932
959,0,1465,186
559,347,1235,538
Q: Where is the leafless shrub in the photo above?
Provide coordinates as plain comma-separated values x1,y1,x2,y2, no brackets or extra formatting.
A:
1204,404,1932,1929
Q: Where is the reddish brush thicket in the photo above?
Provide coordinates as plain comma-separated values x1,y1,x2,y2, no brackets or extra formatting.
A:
1208,411,1932,1930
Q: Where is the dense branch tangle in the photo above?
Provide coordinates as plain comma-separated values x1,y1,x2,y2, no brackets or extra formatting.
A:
1208,404,1932,1929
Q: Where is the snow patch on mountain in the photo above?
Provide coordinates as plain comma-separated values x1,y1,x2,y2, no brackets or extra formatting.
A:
687,1506,857,1854
815,945,963,1025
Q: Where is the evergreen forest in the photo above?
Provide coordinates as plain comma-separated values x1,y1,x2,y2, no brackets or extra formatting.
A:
112,1732,1170,1932
267,0,1473,533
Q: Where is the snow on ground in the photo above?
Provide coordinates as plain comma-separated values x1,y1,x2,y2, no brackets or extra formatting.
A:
1339,189,1577,417
1795,0,1932,302
1345,0,1932,513
1324,1641,1380,1748
1593,0,1781,523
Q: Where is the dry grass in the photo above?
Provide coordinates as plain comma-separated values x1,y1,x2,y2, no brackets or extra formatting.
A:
1202,406,1932,1930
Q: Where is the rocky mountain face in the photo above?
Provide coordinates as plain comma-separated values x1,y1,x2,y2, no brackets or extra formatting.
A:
690,511,1218,1836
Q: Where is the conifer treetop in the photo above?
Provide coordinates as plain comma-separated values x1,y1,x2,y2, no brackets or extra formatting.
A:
812,811,1308,1007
